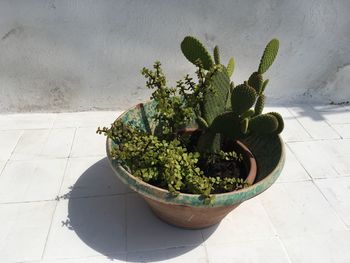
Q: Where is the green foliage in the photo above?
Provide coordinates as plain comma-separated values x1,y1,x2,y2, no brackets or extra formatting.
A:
231,83,257,115
240,118,249,134
241,109,255,119
209,112,242,139
98,120,246,199
248,72,263,94
254,94,265,116
226,57,235,77
202,67,231,125
268,112,284,134
181,36,214,70
98,35,284,203
258,39,279,74
249,114,278,134
261,79,269,93
213,45,220,64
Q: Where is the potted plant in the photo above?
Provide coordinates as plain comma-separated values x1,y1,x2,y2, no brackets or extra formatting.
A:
97,36,285,229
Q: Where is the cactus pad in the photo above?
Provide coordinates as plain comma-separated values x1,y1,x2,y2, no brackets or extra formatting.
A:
258,39,279,74
249,114,278,134
241,109,255,118
268,112,284,134
181,36,214,70
240,118,249,134
231,83,257,115
209,112,242,139
261,79,269,93
248,72,263,94
202,68,231,125
226,57,235,77
254,94,265,116
213,45,220,65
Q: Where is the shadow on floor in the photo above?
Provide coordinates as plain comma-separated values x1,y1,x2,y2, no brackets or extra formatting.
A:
64,158,218,262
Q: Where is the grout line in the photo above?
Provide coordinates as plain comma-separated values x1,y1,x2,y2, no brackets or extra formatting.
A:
324,119,344,139
0,192,129,205
125,192,128,253
285,143,313,181
0,130,24,177
286,107,314,139
276,237,293,263
40,127,77,261
257,197,293,263
311,179,349,230
200,230,210,263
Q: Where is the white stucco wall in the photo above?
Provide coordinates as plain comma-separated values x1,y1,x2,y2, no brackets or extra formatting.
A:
0,0,350,112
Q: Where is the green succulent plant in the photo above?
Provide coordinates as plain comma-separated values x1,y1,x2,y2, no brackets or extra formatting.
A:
179,36,284,155
98,35,284,202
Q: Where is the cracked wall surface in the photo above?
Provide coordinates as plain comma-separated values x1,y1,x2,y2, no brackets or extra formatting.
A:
0,0,350,112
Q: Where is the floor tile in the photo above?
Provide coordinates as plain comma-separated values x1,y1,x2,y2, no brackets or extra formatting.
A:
311,105,350,124
0,113,56,130
0,159,67,203
70,127,107,157
59,157,130,199
202,197,275,245
281,231,350,263
259,181,346,237
10,129,51,160
206,238,290,263
0,201,56,262
332,124,350,139
288,106,340,139
312,104,348,112
0,130,22,161
43,195,126,260
276,145,311,183
316,177,350,228
53,111,122,128
265,106,312,142
288,141,339,179
126,194,203,252
40,128,76,158
127,245,207,263
41,254,127,263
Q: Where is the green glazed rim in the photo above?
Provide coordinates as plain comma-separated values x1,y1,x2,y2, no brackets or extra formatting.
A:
106,101,285,208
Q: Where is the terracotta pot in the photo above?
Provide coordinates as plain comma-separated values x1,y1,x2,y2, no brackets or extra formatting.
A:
106,101,285,229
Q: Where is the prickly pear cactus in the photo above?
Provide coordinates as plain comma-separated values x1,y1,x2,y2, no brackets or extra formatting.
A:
202,68,231,125
261,79,269,93
226,57,235,77
254,94,265,116
248,72,263,94
268,112,284,134
209,112,242,139
249,113,278,134
213,45,220,65
258,39,279,74
181,36,214,70
231,83,257,115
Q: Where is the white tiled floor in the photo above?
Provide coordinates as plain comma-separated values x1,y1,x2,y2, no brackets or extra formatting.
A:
0,105,350,263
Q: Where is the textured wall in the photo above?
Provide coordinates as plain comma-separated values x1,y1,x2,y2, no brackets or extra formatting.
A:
0,0,350,112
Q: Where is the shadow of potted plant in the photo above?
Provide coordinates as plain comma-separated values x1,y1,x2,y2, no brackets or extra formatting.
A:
98,36,285,229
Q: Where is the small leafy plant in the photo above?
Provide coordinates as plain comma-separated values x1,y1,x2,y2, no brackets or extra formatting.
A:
97,36,284,202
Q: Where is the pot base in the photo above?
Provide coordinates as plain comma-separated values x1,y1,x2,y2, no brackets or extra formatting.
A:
144,196,241,229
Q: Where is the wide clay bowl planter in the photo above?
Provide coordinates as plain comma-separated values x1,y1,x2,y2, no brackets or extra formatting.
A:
106,101,285,229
